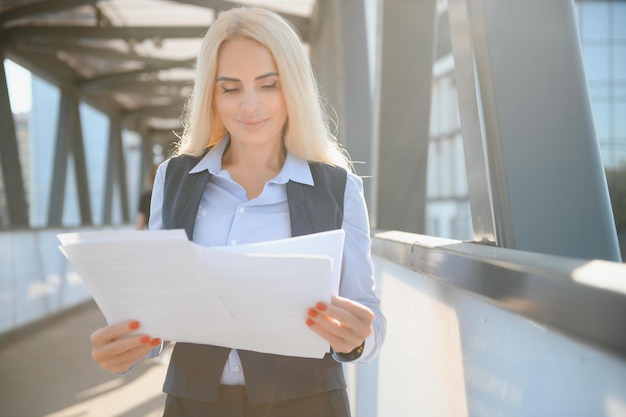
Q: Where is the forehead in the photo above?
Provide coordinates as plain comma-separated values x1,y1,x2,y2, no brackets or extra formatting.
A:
216,38,278,75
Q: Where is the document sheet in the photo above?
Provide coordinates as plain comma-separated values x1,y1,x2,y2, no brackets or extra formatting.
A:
57,229,345,359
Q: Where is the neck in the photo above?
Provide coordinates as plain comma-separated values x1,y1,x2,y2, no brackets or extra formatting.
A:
222,139,286,172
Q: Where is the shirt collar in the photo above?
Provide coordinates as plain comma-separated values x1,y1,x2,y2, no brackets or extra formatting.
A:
186,136,314,186
188,137,228,175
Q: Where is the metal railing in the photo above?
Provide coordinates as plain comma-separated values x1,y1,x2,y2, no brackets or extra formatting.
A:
350,230,626,417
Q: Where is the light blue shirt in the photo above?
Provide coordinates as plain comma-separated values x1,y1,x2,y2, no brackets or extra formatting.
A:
149,138,385,385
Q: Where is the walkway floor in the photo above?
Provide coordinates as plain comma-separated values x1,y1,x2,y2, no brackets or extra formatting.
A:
0,301,172,417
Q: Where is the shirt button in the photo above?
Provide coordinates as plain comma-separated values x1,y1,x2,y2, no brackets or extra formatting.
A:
230,240,237,246
239,207,245,213
234,366,241,373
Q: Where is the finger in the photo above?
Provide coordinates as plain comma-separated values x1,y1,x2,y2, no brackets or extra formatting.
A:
315,299,374,333
93,336,161,372
306,315,360,353
98,341,158,373
330,296,375,323
306,307,368,352
90,320,141,347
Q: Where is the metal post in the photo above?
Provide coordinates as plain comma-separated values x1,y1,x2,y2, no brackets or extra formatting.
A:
47,91,73,226
70,100,92,225
0,56,28,226
376,0,437,233
448,0,621,261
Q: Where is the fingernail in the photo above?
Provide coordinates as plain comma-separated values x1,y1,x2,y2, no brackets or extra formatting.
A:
129,321,140,330
316,302,327,311
150,338,162,346
306,318,314,327
140,336,150,343
308,308,318,318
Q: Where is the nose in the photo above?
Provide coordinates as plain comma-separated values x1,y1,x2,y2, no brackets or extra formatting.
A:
240,89,259,112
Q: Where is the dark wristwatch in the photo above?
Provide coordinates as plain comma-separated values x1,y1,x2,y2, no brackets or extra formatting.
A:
335,341,365,361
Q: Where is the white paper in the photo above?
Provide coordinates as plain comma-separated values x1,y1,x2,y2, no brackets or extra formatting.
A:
57,229,345,358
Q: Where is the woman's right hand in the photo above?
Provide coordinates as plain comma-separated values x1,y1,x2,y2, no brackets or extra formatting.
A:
90,320,161,374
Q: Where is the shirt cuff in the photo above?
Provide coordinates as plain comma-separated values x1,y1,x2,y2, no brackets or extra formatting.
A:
332,333,375,363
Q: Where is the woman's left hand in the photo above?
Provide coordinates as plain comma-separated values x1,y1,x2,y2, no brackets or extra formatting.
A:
306,295,374,355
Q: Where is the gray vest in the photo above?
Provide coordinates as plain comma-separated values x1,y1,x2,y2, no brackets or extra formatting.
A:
160,153,348,404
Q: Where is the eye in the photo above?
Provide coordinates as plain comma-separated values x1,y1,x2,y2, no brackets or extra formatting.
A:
261,82,278,90
221,86,239,93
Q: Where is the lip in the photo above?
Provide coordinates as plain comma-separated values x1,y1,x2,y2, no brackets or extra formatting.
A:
237,118,269,130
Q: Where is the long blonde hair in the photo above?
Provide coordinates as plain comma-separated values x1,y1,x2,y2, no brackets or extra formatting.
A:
176,7,351,170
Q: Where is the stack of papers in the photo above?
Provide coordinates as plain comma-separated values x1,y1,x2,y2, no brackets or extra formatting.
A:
57,229,345,359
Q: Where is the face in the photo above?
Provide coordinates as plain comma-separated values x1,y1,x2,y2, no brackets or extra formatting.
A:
214,38,288,148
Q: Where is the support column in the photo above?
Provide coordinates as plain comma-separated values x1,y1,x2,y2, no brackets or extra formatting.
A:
70,98,92,225
0,57,28,226
376,0,437,233
449,0,620,261
102,114,129,224
309,0,376,205
47,92,73,226
47,91,92,226
335,1,375,198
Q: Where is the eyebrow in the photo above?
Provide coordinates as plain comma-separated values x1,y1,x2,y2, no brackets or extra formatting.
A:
216,72,279,82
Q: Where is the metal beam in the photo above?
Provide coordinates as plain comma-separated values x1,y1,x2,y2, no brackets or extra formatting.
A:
9,26,208,41
5,47,123,116
82,79,191,96
0,54,28,226
78,58,195,90
172,0,310,42
13,40,193,68
122,100,186,119
0,0,96,28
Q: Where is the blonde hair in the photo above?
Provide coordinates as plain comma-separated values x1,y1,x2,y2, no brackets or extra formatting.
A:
176,7,351,170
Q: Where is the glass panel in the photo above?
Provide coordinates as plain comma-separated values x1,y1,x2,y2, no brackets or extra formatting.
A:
615,101,626,140
79,103,109,225
599,145,616,168
580,2,610,40
613,46,626,80
62,155,80,227
588,81,611,99
454,134,468,195
590,101,611,142
582,45,610,80
0,159,6,228
615,147,626,168
613,2,626,40
30,76,60,228
430,80,440,136
427,141,437,198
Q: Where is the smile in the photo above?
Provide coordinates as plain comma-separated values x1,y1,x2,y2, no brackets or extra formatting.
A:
237,118,269,130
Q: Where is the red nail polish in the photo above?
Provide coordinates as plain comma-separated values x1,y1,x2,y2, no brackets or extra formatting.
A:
129,321,140,330
140,336,150,343
308,308,318,318
306,318,314,326
150,338,162,346
316,302,327,311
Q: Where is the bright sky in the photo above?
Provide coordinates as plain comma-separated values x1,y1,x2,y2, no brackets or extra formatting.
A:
4,59,32,114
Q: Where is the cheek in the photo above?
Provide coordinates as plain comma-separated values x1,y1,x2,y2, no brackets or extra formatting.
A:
214,97,237,118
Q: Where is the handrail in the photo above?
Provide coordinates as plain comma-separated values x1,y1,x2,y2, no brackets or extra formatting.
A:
372,230,626,359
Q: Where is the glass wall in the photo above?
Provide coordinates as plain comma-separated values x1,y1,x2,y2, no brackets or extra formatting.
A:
425,5,473,240
576,1,626,254
426,0,625,258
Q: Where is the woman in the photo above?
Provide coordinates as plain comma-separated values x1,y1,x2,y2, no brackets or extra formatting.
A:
90,7,385,416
